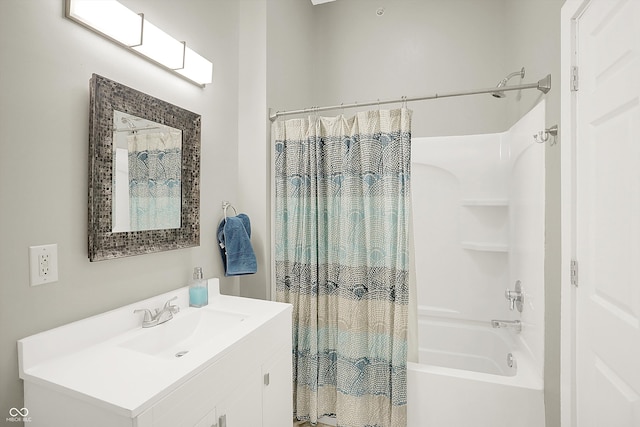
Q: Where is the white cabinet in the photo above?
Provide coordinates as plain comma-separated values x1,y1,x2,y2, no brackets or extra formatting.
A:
19,284,292,427
262,345,293,427
193,408,217,427
216,371,262,427
137,310,291,427
144,352,261,427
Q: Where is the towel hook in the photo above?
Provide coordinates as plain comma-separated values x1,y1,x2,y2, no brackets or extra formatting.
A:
222,201,237,220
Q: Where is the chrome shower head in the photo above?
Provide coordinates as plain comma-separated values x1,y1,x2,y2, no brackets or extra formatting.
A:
492,67,525,98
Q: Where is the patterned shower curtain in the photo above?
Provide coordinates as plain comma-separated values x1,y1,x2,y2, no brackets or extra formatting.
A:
274,108,412,427
128,131,182,231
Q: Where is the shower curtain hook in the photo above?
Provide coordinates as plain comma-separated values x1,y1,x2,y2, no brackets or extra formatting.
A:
533,124,558,144
533,131,549,143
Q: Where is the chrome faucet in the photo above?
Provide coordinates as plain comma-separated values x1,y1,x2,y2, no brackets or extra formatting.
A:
134,296,180,328
491,319,522,333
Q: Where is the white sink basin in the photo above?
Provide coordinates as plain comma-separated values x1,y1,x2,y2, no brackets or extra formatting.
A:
119,308,247,359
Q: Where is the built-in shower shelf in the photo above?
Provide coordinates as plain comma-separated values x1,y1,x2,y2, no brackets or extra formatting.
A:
461,199,509,207
461,241,509,252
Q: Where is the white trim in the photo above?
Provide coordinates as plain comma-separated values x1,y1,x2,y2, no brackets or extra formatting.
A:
560,1,591,426
270,117,277,301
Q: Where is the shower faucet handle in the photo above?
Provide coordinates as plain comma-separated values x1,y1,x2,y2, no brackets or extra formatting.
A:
504,280,524,312
505,291,518,310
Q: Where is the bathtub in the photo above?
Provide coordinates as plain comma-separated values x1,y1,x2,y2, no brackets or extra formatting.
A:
407,317,545,427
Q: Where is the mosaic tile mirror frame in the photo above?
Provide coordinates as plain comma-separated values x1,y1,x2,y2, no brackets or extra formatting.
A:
88,74,201,261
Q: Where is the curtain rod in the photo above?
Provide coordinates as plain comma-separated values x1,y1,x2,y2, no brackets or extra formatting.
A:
269,74,551,122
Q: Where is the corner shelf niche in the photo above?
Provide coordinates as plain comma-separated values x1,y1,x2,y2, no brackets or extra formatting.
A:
460,198,509,252
460,198,509,207
460,241,509,252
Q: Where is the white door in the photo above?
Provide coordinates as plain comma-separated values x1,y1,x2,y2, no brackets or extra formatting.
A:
574,0,640,425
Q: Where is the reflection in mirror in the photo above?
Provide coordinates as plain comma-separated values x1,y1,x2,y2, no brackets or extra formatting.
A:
112,111,183,232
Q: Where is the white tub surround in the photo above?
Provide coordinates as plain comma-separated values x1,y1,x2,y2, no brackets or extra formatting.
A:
18,279,293,427
409,101,546,426
411,100,546,374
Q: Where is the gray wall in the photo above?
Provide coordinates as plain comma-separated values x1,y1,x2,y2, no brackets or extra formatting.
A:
267,0,316,112
311,0,509,136
0,0,240,420
237,0,269,300
504,2,563,426
244,0,317,300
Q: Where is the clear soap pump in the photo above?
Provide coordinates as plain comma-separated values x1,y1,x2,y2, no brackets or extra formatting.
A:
189,267,208,308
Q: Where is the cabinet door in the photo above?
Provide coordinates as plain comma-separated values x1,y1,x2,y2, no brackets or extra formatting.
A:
193,408,216,427
262,345,293,427
216,373,262,427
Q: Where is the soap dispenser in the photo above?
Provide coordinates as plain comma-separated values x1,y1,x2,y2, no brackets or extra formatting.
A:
189,267,208,308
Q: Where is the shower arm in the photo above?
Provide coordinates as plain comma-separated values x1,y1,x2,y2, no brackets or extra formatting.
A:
498,67,526,87
269,74,551,121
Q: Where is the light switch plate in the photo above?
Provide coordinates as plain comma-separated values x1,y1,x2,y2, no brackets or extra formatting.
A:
29,244,59,286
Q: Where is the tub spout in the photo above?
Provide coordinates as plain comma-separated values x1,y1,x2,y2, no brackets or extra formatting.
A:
491,319,522,333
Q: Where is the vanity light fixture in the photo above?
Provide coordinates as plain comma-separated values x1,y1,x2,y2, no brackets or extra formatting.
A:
65,0,213,87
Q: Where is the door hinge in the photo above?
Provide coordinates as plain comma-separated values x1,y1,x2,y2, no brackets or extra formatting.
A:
571,259,579,287
571,66,579,92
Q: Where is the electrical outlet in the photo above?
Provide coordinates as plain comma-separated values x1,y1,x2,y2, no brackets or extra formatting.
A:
29,244,59,286
39,253,49,276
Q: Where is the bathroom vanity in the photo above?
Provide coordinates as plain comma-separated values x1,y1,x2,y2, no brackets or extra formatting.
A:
18,279,292,427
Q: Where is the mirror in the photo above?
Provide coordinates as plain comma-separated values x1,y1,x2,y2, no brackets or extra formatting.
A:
89,74,200,261
112,110,182,232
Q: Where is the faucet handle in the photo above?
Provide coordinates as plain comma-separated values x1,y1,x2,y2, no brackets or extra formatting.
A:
504,290,516,310
163,296,180,314
134,308,154,322
504,280,524,312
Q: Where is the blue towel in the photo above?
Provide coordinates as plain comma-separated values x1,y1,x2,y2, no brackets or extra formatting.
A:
217,213,257,276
